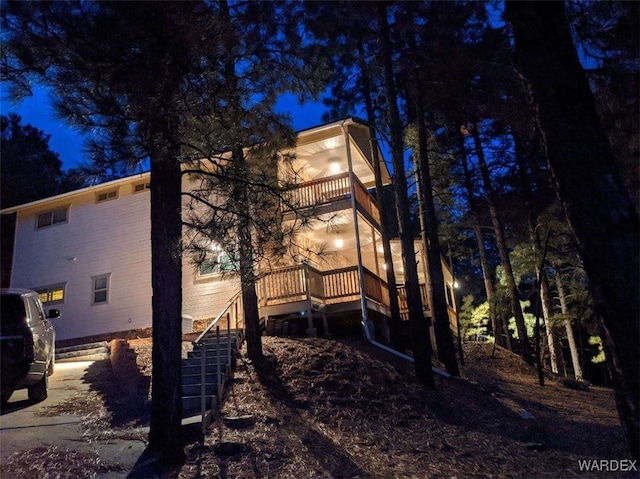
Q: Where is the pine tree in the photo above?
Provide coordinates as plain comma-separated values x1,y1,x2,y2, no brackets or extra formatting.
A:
506,0,640,460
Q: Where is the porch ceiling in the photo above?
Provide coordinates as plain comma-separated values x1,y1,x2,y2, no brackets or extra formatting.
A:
295,211,405,275
292,135,376,186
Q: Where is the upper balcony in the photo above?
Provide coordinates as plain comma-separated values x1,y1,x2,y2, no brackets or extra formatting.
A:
282,172,381,227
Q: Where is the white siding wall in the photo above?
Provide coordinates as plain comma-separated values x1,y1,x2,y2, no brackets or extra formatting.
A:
11,183,152,340
180,172,241,324
181,266,240,323
10,176,244,340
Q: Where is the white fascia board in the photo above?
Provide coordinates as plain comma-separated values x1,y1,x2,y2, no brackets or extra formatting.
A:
0,172,151,214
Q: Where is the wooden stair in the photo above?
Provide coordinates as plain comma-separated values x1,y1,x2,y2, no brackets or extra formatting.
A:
181,329,243,419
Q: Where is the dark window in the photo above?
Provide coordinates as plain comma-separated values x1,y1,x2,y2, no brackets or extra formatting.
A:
36,207,68,229
445,284,454,308
0,295,27,331
92,274,110,304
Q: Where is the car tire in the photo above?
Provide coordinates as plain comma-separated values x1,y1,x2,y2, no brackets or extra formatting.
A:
28,370,48,403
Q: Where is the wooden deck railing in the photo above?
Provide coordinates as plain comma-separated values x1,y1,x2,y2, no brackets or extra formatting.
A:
397,284,430,320
258,263,389,309
258,264,307,305
352,176,381,224
362,268,390,306
323,266,360,303
285,173,350,209
284,173,380,225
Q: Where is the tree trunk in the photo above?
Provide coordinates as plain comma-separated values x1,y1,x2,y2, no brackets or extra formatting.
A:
220,0,262,361
506,0,640,459
238,205,262,361
470,126,532,363
539,270,562,374
474,226,511,350
232,141,263,361
512,132,561,372
377,2,434,387
357,37,402,338
555,270,583,381
414,119,459,376
457,134,506,349
405,28,459,376
148,117,185,462
240,234,262,361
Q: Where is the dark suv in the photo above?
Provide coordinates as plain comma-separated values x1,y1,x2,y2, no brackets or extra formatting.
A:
1,288,59,404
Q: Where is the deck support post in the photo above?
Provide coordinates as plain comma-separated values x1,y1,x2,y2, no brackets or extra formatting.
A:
305,306,316,337
381,319,391,343
321,313,329,337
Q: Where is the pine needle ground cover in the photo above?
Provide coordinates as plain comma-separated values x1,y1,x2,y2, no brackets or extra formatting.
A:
2,337,627,478
180,338,627,479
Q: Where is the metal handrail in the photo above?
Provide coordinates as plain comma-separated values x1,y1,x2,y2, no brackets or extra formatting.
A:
193,290,242,346
194,290,243,434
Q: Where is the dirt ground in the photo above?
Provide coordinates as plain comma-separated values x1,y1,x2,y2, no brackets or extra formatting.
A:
175,337,629,479
2,336,631,478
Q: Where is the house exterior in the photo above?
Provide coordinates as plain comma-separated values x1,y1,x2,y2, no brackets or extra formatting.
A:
1,118,457,343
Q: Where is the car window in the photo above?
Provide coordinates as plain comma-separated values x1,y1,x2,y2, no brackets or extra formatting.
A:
25,295,45,325
0,295,27,331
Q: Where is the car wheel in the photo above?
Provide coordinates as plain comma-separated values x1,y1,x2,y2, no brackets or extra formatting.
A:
28,370,48,403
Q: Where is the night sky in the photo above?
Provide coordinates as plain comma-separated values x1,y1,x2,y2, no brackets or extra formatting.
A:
1,86,331,171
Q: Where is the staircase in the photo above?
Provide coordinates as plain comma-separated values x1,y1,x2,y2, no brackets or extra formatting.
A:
181,291,244,423
181,328,242,418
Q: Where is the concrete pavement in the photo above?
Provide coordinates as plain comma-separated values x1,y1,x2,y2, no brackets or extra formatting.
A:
0,360,148,478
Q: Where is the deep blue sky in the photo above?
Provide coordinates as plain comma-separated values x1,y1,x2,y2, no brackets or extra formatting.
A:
1,86,332,171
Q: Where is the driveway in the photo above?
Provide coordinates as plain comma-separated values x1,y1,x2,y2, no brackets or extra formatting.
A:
0,360,147,478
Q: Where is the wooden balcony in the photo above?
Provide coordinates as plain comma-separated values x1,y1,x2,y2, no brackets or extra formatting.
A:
283,173,381,225
397,284,430,321
257,263,389,316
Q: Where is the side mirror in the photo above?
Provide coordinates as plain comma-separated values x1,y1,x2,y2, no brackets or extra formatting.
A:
47,309,61,319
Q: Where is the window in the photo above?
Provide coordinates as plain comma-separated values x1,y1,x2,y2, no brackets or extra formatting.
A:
36,207,68,229
35,284,66,304
92,274,111,305
134,182,150,193
445,284,455,308
25,294,45,324
198,252,236,276
96,189,118,203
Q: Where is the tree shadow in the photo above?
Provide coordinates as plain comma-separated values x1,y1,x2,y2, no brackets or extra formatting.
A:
253,354,371,479
82,357,151,427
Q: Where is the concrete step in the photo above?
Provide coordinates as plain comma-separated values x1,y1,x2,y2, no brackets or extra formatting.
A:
182,372,222,385
189,346,237,356
192,345,235,354
57,345,110,359
182,395,217,416
56,342,110,361
195,334,241,344
57,352,111,362
182,382,221,397
186,351,233,362
181,360,227,371
56,341,109,353
181,328,242,419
